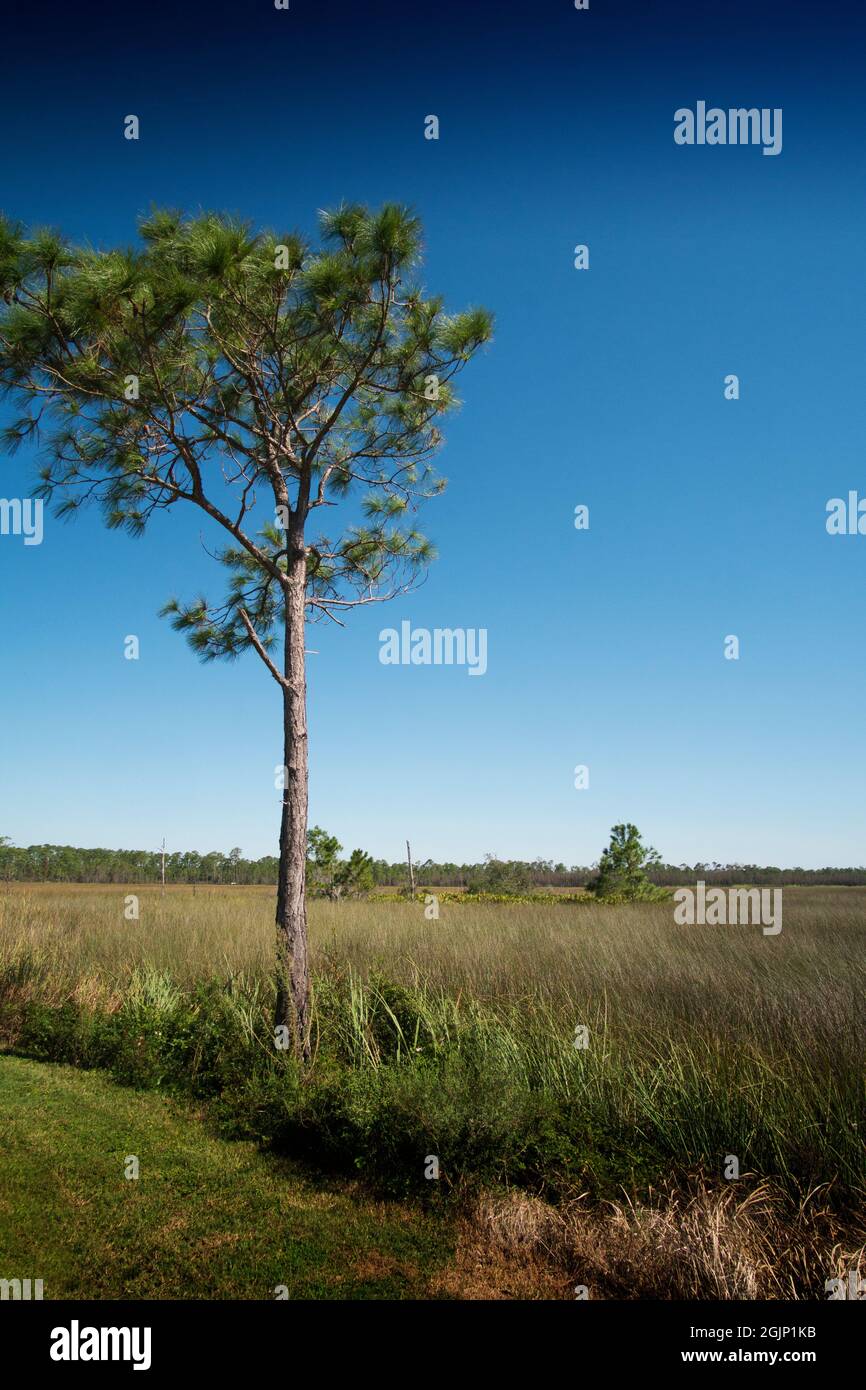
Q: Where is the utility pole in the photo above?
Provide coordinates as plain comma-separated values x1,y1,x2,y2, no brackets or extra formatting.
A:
406,840,416,899
161,838,166,897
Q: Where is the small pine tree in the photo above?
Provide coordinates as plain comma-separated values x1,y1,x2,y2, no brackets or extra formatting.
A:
335,848,374,899
306,826,342,898
306,829,373,900
587,824,668,902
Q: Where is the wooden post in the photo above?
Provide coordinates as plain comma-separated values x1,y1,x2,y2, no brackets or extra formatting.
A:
406,840,416,899
161,838,166,897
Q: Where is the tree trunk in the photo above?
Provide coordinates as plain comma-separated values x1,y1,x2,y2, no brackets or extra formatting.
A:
274,558,310,1060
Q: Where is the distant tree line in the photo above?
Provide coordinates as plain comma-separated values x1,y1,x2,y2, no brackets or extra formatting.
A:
0,839,277,885
1,837,864,888
373,851,866,889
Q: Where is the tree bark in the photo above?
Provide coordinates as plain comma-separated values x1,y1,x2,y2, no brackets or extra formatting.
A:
274,556,310,1060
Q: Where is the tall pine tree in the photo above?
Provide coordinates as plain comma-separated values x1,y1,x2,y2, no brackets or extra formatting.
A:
0,204,492,1055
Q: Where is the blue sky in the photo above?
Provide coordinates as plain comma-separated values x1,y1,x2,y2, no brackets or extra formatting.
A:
1,0,864,867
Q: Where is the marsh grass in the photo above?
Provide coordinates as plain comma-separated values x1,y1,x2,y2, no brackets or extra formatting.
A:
0,883,863,1208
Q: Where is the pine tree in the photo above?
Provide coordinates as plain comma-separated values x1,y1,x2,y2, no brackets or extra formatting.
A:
0,205,492,1055
335,848,374,899
587,824,668,903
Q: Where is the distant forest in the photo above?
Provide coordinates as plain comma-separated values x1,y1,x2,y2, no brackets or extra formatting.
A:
1,840,865,888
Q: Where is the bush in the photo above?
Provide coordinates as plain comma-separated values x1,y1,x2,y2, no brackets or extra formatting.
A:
466,855,534,895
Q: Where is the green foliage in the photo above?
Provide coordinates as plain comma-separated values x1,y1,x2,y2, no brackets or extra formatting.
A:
465,854,534,895
306,825,342,898
0,205,493,661
306,827,373,900
336,848,374,898
4,837,865,888
14,975,266,1095
0,838,282,885
587,823,669,903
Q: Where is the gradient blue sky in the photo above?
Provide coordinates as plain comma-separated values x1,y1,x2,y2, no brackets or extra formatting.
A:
1,0,864,867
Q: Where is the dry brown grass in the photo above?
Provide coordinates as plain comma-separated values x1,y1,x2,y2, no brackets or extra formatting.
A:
470,1181,866,1300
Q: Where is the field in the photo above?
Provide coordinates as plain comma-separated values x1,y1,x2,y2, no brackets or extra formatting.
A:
1,882,864,1299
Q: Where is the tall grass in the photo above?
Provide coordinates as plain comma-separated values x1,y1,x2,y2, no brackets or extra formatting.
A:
0,882,863,1205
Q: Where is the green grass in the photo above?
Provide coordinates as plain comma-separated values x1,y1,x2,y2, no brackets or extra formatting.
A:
0,1055,455,1299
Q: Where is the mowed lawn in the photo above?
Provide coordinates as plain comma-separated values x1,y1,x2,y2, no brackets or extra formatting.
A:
0,1056,457,1300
